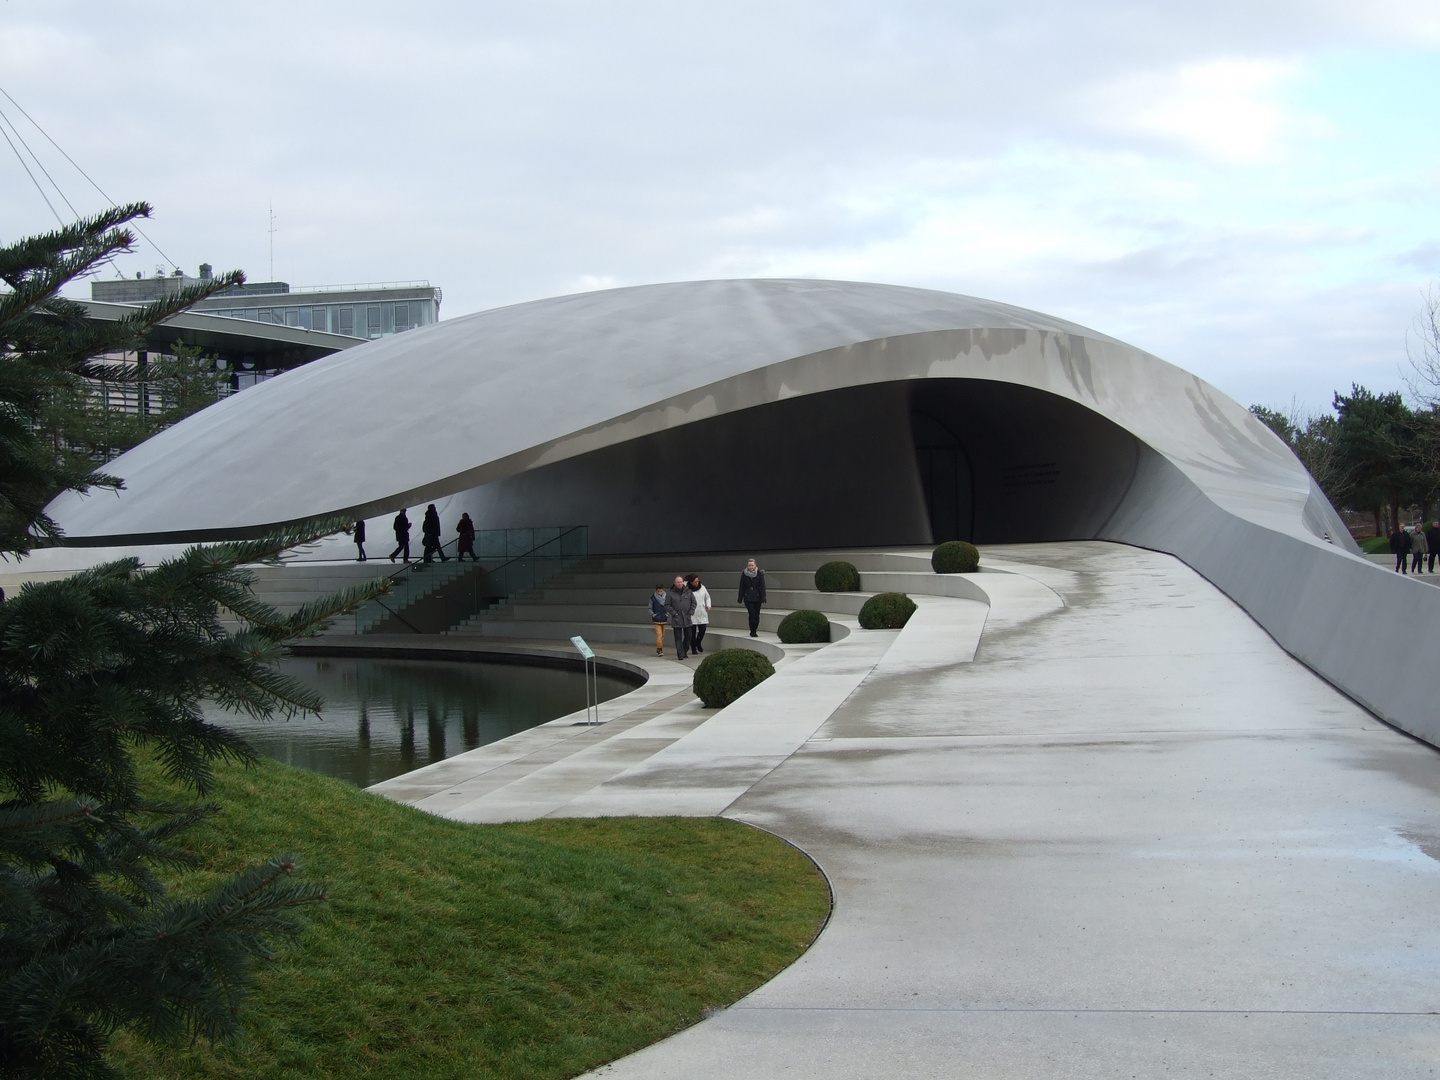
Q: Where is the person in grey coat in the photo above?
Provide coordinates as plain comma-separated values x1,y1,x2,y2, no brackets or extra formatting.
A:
1412,524,1429,575
664,575,696,660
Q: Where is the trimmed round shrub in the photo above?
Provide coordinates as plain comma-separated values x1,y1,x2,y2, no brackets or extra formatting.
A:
858,592,917,630
693,648,776,708
777,609,830,644
931,540,980,574
814,560,860,592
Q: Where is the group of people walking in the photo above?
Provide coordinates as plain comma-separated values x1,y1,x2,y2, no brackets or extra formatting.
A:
1389,522,1440,575
648,559,768,660
350,507,479,564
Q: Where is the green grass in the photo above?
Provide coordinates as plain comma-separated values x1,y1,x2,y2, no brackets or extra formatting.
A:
111,756,831,1080
1359,535,1391,554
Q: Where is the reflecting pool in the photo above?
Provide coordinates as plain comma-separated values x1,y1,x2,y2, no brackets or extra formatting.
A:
205,656,639,788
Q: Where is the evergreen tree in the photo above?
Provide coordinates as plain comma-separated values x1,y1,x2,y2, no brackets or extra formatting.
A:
1332,385,1430,533
1250,404,1355,519
0,206,385,1078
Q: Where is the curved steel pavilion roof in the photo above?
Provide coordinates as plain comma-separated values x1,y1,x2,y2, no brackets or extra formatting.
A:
41,278,1440,748
50,278,1331,546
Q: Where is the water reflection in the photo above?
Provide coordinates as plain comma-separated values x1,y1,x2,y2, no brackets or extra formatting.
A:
205,656,638,788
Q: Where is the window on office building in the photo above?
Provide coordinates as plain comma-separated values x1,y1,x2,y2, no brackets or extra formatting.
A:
393,302,411,331
366,305,381,338
285,309,300,327
338,306,354,336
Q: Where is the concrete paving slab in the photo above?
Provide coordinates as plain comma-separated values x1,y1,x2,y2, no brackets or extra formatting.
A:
581,541,1440,1078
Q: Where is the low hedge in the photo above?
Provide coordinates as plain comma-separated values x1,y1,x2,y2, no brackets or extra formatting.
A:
693,648,775,708
777,609,830,644
814,561,860,592
931,540,980,574
858,592,916,630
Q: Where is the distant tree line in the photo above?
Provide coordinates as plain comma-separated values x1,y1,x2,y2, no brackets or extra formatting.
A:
1251,288,1440,537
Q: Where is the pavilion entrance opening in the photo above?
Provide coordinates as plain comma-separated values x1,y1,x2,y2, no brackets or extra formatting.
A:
911,410,974,543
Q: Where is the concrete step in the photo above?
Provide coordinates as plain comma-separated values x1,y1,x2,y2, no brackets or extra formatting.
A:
513,586,868,612
461,603,802,635
564,569,826,591
589,549,941,574
447,618,786,661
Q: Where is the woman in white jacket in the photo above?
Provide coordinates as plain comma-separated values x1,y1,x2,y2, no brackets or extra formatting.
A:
688,575,713,653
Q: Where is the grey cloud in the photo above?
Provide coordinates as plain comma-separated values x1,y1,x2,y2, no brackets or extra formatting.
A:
0,0,1433,412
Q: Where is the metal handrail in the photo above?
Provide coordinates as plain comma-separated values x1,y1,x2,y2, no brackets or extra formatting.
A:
353,525,588,635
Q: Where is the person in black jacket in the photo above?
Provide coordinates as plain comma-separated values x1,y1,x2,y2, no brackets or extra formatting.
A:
421,504,448,563
1426,521,1440,573
737,558,767,637
456,513,477,561
353,518,367,561
389,510,411,562
1391,524,1410,574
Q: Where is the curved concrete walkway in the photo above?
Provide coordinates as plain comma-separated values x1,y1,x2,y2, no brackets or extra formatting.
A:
583,542,1440,1078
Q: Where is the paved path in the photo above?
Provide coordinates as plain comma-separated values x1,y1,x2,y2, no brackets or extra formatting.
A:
585,542,1440,1078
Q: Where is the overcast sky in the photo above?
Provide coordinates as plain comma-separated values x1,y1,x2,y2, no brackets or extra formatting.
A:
2,1,1438,413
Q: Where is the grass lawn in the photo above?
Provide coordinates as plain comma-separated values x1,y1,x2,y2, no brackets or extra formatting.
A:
1359,535,1391,554
111,756,831,1080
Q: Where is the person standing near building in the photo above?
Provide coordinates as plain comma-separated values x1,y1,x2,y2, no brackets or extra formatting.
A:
1413,523,1429,575
390,509,411,563
665,575,696,660
738,558,766,637
688,574,712,653
421,505,447,563
353,518,367,561
456,513,477,561
1391,522,1410,574
649,584,668,656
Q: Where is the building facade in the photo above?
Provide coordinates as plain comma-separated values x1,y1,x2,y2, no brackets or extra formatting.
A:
92,267,441,340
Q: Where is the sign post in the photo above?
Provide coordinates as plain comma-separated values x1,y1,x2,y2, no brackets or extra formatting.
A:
570,635,599,725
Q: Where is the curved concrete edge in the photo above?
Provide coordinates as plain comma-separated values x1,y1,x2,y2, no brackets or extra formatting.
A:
288,637,653,687
1102,446,1440,747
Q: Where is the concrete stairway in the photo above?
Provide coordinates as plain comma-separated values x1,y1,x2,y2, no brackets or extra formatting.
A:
367,546,1012,823
447,551,890,650
448,549,994,648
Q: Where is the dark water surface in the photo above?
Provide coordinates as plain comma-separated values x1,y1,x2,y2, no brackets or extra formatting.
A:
206,656,638,788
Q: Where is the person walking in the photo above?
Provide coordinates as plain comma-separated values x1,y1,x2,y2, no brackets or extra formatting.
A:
665,575,696,660
649,584,668,656
456,513,477,561
389,509,411,562
688,574,712,653
353,518,367,561
1390,522,1410,574
1427,521,1440,574
1413,524,1430,575
738,557,766,637
421,504,448,563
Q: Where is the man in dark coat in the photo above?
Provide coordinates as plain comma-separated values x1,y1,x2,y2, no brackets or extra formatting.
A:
421,504,448,563
1426,521,1440,573
664,575,696,660
353,518,367,561
1390,524,1410,574
456,513,477,561
389,509,411,562
737,558,767,637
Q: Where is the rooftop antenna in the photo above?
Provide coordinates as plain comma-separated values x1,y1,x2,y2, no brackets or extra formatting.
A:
268,201,276,281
